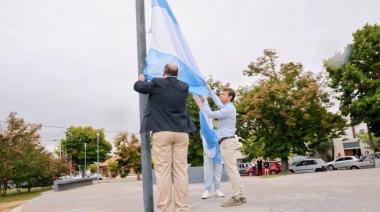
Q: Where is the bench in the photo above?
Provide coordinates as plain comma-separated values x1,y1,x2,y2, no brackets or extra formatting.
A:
53,177,96,192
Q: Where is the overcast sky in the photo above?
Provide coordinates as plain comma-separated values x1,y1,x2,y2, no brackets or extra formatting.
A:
1,0,379,153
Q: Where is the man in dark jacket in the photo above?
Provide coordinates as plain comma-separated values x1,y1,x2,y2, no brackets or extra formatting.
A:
257,157,263,176
134,63,196,212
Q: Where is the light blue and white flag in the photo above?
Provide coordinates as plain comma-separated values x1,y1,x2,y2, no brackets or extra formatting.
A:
144,0,208,96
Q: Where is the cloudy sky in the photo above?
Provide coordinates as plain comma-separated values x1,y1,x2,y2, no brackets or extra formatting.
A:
1,0,379,153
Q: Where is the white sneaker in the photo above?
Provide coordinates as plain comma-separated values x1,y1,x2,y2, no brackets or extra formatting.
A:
202,190,210,199
215,189,225,197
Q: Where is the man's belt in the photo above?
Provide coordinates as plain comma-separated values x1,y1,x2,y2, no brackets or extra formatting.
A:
218,136,235,145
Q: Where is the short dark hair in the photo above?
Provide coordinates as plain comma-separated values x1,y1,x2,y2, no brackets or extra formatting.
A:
164,64,178,76
222,87,235,102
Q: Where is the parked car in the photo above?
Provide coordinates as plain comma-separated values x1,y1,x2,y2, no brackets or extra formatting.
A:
245,161,281,176
289,159,327,173
91,173,103,180
0,181,16,189
237,163,251,175
21,182,35,189
375,152,380,159
346,154,376,170
327,156,359,170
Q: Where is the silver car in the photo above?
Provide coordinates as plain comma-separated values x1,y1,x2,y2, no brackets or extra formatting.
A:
326,156,358,170
346,154,376,170
289,159,327,173
237,163,251,175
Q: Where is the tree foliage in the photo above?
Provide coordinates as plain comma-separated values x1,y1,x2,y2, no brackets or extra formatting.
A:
107,160,118,178
356,131,379,152
114,132,141,180
324,23,380,138
236,49,347,172
0,112,61,196
62,126,112,176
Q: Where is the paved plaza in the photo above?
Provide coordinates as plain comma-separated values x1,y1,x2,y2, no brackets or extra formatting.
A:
13,168,380,212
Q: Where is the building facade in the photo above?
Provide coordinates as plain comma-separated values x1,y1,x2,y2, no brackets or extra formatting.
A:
333,123,373,159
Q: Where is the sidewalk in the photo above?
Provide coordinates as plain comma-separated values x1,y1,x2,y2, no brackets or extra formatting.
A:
13,168,380,212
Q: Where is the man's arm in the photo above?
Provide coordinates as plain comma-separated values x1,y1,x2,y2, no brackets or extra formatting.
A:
201,98,232,119
133,74,154,94
205,83,224,109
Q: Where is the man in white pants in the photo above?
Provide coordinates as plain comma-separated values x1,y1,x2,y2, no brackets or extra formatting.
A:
194,95,225,199
201,138,225,199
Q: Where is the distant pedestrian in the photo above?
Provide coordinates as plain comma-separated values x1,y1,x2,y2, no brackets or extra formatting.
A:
86,169,91,177
264,160,269,175
250,159,256,176
257,157,263,176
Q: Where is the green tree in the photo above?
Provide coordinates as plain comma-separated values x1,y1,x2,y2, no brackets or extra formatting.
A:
107,160,118,178
114,132,141,180
88,164,97,174
236,49,346,173
238,136,264,161
0,112,55,195
49,155,72,179
324,23,380,153
62,126,112,177
356,131,379,152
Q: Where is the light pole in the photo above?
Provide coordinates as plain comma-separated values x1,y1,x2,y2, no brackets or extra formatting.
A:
84,142,87,177
96,131,100,183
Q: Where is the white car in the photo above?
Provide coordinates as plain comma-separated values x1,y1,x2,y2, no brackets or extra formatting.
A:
0,181,16,189
346,154,376,170
327,156,358,170
289,159,327,173
91,173,103,180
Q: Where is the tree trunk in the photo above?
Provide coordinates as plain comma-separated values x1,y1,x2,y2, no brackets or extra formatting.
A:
367,123,377,167
281,157,290,174
1,185,7,196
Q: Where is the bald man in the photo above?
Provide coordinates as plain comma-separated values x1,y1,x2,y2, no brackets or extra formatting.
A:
134,63,197,212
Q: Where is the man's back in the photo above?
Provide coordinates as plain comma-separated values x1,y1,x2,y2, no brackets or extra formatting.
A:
134,77,196,133
149,77,188,110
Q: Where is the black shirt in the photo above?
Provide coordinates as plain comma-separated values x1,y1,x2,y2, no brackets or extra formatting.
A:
264,162,269,168
257,160,263,168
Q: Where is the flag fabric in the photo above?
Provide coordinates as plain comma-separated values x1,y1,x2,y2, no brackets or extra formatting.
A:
144,0,208,96
146,0,221,162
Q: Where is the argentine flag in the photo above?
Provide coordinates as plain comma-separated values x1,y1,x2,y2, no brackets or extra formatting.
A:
144,0,208,96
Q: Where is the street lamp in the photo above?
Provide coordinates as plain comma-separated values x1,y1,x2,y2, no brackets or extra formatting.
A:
96,131,100,183
84,142,87,178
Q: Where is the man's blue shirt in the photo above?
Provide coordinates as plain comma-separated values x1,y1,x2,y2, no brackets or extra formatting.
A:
202,91,236,140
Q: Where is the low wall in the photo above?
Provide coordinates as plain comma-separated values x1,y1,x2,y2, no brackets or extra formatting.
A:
53,177,96,192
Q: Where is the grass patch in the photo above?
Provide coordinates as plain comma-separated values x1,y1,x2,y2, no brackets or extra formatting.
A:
0,187,52,212
260,174,285,179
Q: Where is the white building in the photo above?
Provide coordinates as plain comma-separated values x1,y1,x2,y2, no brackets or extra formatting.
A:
333,123,373,159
